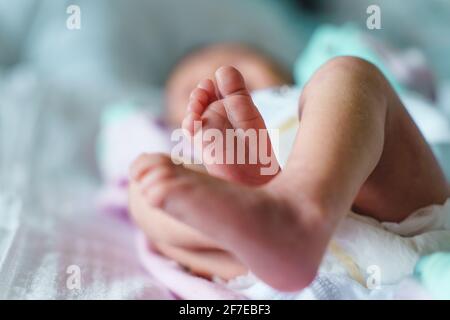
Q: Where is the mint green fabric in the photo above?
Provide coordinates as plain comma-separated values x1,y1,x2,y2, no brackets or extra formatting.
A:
414,252,450,299
97,102,140,170
293,23,403,94
100,102,139,127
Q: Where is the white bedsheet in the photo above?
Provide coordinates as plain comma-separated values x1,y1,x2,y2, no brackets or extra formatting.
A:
0,68,172,299
0,192,173,299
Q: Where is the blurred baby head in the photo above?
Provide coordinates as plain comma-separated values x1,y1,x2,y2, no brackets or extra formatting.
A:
165,43,291,125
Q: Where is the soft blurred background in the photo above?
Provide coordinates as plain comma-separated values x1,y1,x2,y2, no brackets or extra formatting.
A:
0,0,449,299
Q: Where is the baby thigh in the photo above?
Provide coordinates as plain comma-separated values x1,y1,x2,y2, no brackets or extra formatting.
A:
353,80,449,221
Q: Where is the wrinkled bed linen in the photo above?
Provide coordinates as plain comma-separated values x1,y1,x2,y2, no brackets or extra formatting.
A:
0,69,171,299
0,192,174,299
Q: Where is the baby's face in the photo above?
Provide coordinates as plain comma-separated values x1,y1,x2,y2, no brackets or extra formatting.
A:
165,44,290,126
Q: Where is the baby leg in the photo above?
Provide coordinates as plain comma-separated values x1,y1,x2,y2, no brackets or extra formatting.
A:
280,56,449,223
130,58,448,291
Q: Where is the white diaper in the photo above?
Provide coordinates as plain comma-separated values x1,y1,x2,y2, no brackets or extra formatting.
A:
226,87,450,299
328,201,450,285
227,199,450,300
252,86,301,166
253,86,450,166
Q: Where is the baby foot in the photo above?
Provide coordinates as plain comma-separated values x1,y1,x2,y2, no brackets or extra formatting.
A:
130,153,328,291
182,66,280,185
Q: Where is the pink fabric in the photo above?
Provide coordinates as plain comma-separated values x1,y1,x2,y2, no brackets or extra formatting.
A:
135,233,246,300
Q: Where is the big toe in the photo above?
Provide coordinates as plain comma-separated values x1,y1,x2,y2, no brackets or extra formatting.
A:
214,66,264,130
215,66,250,97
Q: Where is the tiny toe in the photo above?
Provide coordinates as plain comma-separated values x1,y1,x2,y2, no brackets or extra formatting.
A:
215,66,249,97
144,182,172,208
214,66,262,130
130,154,152,181
198,79,218,101
187,100,206,115
129,153,171,181
190,87,210,106
139,164,175,193
182,112,202,136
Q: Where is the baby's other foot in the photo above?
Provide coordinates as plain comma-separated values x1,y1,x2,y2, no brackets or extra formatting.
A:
130,153,325,291
182,66,280,185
